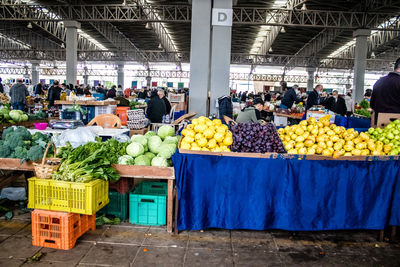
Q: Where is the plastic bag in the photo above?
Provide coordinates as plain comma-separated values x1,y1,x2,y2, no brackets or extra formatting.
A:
53,127,97,148
0,187,27,201
113,134,130,143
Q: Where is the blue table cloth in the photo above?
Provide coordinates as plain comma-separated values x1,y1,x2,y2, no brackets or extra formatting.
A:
172,152,400,231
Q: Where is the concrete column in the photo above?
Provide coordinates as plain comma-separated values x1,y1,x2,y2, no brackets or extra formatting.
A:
189,0,212,116
209,0,233,116
64,21,81,85
31,60,40,86
306,67,315,92
352,29,371,104
146,76,151,87
83,66,89,86
117,62,124,88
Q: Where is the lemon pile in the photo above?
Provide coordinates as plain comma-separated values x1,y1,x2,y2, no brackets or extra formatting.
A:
277,115,391,158
180,116,233,152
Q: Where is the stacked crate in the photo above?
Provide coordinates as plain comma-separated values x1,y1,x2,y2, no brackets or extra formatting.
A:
28,177,109,250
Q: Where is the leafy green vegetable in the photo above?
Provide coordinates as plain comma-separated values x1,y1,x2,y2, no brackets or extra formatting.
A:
151,156,169,167
126,142,144,157
148,136,162,154
157,125,175,140
118,155,135,165
355,108,371,118
359,99,370,109
134,155,151,166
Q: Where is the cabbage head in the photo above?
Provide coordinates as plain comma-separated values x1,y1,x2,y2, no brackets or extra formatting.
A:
130,135,148,151
157,125,175,140
148,136,163,154
157,143,177,159
9,110,22,122
118,155,135,165
126,142,144,157
144,152,156,160
134,155,151,166
163,136,179,145
151,156,169,167
144,131,157,139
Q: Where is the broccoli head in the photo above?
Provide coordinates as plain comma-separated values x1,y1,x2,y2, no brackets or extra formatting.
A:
14,127,32,141
32,132,49,142
13,146,28,159
2,127,14,140
0,144,11,158
27,145,45,161
4,134,25,148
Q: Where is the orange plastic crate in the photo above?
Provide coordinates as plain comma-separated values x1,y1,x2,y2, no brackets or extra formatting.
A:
31,209,96,250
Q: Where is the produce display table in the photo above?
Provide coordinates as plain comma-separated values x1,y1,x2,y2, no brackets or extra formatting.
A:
172,151,400,232
27,127,130,137
55,100,119,106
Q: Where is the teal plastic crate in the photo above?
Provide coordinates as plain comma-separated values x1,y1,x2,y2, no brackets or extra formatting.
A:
99,190,128,220
129,182,167,226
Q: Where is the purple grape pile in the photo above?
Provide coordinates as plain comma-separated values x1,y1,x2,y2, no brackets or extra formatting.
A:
231,122,286,153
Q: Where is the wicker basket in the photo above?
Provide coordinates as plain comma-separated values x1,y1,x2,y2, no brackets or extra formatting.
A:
33,142,62,179
127,109,145,121
127,119,148,130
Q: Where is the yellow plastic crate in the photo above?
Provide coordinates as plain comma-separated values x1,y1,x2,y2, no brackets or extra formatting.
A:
28,178,109,215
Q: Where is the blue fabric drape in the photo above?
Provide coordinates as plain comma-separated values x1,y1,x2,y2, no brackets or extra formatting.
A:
172,152,400,231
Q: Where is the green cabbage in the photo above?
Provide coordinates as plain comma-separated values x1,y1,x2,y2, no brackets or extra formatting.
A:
9,110,22,122
157,143,177,159
163,136,179,145
157,125,175,140
118,155,135,165
130,135,148,151
21,114,29,122
144,152,156,160
151,156,169,167
134,155,151,166
148,136,163,154
126,142,144,157
144,131,157,139
0,108,9,115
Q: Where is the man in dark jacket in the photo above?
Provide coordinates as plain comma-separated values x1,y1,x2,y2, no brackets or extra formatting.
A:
10,79,29,110
325,90,347,116
158,89,171,115
370,58,400,116
0,78,4,93
48,80,62,107
34,81,45,95
107,85,117,99
306,84,323,110
147,90,166,123
280,86,302,109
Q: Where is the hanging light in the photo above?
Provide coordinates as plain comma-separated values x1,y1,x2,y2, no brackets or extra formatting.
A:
268,47,273,53
371,51,376,58
61,43,65,48
280,27,286,33
158,43,163,49
27,22,33,29
145,22,152,30
301,3,307,10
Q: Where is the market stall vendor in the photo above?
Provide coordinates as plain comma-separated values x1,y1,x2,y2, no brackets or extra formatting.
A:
306,84,323,110
236,98,264,123
325,90,347,116
280,86,302,109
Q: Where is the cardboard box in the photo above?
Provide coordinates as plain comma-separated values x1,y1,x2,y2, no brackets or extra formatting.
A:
129,127,149,137
374,113,400,128
172,102,186,112
168,93,185,103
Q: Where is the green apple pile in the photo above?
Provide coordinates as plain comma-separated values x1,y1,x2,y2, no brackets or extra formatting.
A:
367,120,400,155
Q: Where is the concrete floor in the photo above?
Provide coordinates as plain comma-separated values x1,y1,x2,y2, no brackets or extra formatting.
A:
0,211,399,267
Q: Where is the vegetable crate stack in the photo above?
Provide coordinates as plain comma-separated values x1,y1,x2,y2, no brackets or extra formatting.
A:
28,140,112,250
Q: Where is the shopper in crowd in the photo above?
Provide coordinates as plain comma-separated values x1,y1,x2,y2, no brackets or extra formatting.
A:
114,90,130,107
63,83,72,96
236,98,265,123
370,57,400,117
240,91,247,102
34,80,44,96
325,90,347,116
47,80,62,107
344,92,354,117
83,85,92,96
280,81,288,93
137,88,146,99
124,87,131,98
280,86,302,109
364,90,372,101
107,85,117,99
146,90,166,123
10,78,29,110
69,84,74,94
158,89,171,115
306,84,323,110
0,78,4,93
319,91,328,107
264,90,272,102
117,85,123,96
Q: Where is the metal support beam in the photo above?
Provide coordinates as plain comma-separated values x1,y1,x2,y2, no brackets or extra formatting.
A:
306,67,315,91
352,29,371,104
31,60,39,86
117,62,124,88
188,0,211,116
65,21,80,85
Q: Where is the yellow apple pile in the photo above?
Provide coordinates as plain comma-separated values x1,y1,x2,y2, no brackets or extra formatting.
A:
277,115,391,158
180,116,233,152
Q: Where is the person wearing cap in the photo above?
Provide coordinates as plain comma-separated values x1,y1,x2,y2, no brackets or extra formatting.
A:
236,98,265,123
10,79,29,111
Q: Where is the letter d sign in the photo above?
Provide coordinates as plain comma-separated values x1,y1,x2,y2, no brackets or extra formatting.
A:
212,8,233,27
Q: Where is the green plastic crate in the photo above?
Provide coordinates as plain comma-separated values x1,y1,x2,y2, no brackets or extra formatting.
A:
129,182,167,226
99,190,128,220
